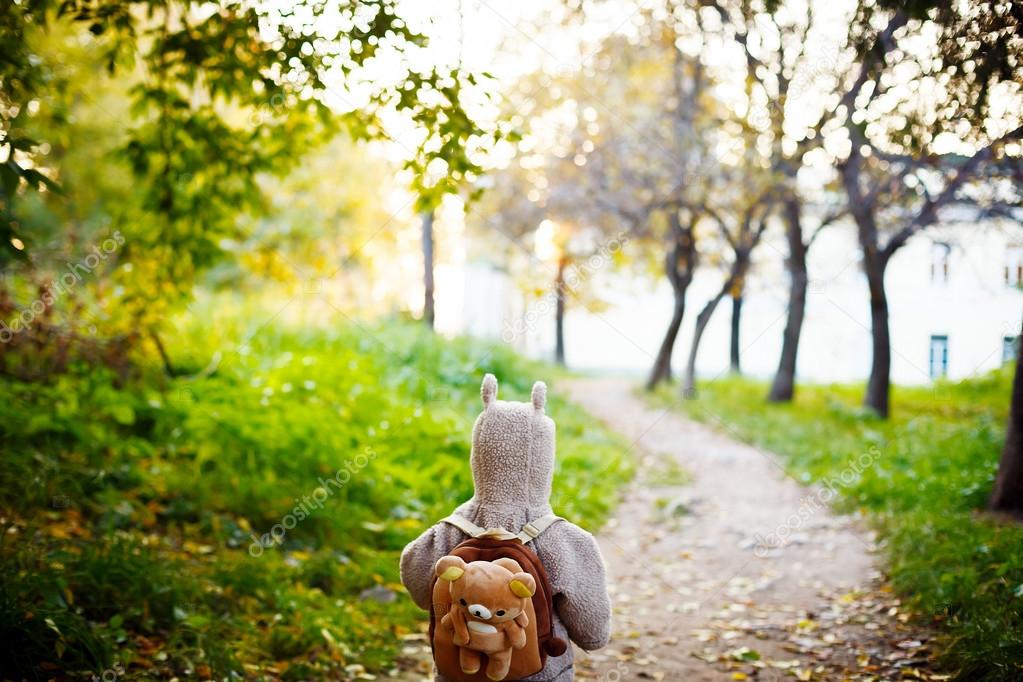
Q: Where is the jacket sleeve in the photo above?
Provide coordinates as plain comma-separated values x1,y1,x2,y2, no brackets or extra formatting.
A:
399,524,447,611
541,523,612,651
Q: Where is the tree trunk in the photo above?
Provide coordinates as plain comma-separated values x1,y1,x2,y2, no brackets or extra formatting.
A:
647,213,696,390
421,210,435,329
842,153,892,418
991,331,1023,513
554,256,567,366
729,290,742,374
991,339,1023,513
681,216,764,399
681,288,727,399
863,251,891,417
768,197,808,402
648,293,685,389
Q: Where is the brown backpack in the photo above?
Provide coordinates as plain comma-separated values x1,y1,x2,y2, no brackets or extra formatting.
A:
429,514,569,682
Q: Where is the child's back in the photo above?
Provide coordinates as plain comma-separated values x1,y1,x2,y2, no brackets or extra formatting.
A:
400,375,611,681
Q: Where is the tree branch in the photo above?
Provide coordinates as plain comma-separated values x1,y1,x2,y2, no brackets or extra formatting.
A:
795,11,909,159
881,125,1023,259
807,205,849,248
701,0,771,95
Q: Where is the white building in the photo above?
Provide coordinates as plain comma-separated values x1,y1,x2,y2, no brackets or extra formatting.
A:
445,222,1023,386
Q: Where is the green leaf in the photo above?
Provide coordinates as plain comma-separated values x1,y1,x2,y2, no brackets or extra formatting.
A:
108,404,135,425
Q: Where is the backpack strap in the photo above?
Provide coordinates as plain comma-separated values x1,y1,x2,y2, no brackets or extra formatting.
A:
441,513,562,544
516,513,562,543
440,514,486,537
440,514,516,540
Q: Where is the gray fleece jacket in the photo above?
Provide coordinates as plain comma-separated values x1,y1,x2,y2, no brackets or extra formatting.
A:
400,375,612,682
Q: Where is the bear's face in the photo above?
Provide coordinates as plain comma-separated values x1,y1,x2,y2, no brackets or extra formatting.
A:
436,556,536,627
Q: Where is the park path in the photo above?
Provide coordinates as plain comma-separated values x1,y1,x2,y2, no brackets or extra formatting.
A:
394,378,936,681
562,378,935,681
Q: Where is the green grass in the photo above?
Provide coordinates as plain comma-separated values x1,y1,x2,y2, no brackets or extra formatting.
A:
651,370,1023,681
0,310,632,680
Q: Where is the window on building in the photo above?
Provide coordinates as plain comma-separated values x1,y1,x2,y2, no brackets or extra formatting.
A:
929,335,949,379
1005,336,1019,364
930,243,951,284
1006,246,1023,286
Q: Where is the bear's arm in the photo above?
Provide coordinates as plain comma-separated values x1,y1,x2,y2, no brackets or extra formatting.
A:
399,523,460,611
506,620,527,650
448,607,470,646
538,522,612,651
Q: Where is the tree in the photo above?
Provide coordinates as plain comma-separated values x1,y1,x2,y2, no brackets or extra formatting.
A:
639,22,717,389
421,210,436,328
680,184,773,398
471,29,684,367
408,67,507,330
728,282,742,374
831,3,1022,416
766,197,844,399
887,0,1023,503
1,0,497,362
554,253,567,365
992,330,1023,514
842,128,1021,417
469,155,594,366
701,0,1021,415
477,174,619,367
698,0,848,400
649,208,700,388
515,15,721,386
535,220,575,367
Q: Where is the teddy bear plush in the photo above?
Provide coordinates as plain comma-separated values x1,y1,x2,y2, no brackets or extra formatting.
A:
401,374,612,681
435,555,536,680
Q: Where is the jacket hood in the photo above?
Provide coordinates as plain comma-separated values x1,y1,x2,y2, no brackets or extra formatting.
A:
469,374,555,511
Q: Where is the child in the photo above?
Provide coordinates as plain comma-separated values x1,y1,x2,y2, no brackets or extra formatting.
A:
400,374,612,681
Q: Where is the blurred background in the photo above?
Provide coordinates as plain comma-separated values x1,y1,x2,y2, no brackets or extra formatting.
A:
1,0,1022,680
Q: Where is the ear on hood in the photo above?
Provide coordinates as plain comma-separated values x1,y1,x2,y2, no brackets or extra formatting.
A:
481,373,498,408
481,374,547,412
531,381,546,412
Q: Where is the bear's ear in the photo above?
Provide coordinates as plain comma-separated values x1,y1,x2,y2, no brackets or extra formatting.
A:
493,557,523,574
481,373,498,408
509,572,536,598
435,555,466,582
531,381,546,412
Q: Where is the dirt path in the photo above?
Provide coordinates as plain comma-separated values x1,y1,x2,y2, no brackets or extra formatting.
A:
393,378,935,681
563,378,934,681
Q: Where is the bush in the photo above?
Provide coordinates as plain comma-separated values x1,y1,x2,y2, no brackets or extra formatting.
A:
0,314,632,680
